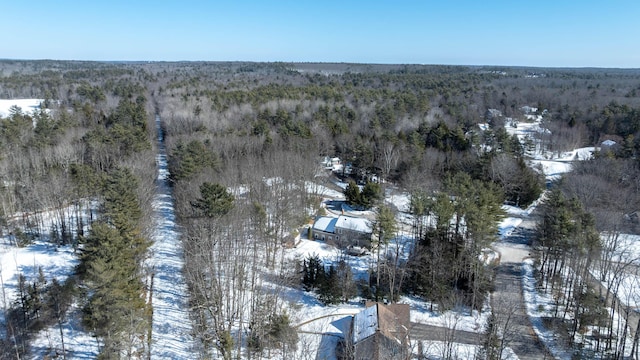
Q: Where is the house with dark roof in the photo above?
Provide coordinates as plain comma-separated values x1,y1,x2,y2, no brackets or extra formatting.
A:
345,302,411,360
311,215,372,249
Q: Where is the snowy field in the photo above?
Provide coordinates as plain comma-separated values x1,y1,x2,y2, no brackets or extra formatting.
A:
0,98,43,117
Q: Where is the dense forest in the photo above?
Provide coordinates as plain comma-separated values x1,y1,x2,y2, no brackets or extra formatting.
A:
1,60,640,359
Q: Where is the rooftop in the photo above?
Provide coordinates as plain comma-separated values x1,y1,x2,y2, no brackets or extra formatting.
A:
336,215,371,233
312,216,338,233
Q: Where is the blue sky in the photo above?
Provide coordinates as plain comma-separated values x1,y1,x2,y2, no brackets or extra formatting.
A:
1,0,638,68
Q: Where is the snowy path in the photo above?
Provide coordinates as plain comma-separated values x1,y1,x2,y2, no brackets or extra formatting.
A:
492,216,555,360
148,115,195,358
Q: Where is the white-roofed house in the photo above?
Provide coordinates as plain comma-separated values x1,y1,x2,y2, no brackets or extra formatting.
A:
312,215,372,249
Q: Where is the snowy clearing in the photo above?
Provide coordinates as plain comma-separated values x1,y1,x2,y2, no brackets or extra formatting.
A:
0,212,99,358
0,98,43,117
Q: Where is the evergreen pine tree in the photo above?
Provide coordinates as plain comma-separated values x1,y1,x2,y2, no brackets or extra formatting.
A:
318,265,341,304
192,182,235,218
343,180,361,206
361,181,382,208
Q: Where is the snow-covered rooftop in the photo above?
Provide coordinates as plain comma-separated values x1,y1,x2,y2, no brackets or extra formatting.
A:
313,215,371,234
352,303,378,343
313,216,338,233
336,215,371,233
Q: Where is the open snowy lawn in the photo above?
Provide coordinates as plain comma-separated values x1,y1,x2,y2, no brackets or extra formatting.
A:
386,188,411,213
592,268,640,308
529,159,573,180
591,234,640,308
607,233,640,263
0,98,43,117
529,148,594,181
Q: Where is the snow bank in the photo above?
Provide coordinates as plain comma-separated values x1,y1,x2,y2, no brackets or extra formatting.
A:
522,259,573,360
499,217,523,238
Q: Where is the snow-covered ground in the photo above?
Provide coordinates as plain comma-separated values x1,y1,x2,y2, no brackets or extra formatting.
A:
402,296,490,333
1,103,196,359
0,98,43,117
0,205,100,358
3,99,628,358
146,115,195,358
503,111,598,181
284,186,500,360
411,340,518,360
305,181,345,199
522,259,574,360
0,240,77,325
499,107,640,358
592,233,640,308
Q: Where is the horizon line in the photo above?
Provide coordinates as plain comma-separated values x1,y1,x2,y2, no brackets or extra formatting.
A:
1,58,639,71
